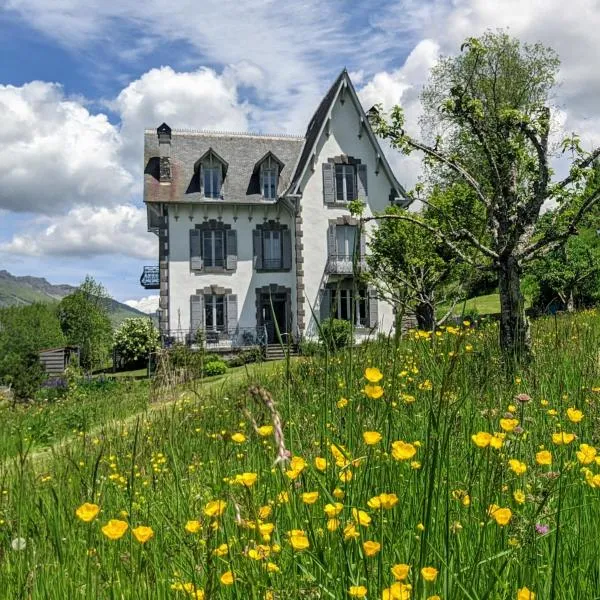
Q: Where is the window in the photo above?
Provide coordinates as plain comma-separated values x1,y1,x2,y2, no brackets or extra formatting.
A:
202,229,225,268
263,230,282,269
335,225,357,259
335,164,356,202
262,167,278,199
203,166,221,198
330,287,367,326
204,295,226,331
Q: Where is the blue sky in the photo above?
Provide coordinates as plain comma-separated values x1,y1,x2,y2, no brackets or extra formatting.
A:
1,0,599,312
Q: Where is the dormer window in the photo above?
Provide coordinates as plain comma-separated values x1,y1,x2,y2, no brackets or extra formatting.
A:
255,153,283,200
196,149,228,199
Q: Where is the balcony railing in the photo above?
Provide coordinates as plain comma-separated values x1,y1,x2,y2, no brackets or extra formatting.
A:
161,326,268,349
325,254,367,275
140,266,160,289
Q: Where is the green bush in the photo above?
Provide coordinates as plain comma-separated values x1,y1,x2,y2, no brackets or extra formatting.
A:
318,318,354,352
227,348,263,367
113,318,160,369
299,339,321,357
203,360,228,377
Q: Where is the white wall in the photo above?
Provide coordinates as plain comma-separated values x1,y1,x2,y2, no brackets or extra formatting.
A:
299,93,397,336
167,203,296,333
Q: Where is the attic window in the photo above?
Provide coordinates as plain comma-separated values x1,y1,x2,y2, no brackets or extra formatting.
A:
198,149,227,199
255,153,283,200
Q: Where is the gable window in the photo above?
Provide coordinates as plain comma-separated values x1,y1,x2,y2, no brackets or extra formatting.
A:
197,149,227,199
335,164,356,202
263,230,282,269
259,155,280,199
202,229,225,268
204,295,226,331
203,166,221,198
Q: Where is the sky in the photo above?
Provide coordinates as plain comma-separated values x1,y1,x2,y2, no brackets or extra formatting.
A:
1,0,600,313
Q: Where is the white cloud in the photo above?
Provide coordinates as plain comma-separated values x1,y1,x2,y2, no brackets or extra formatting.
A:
124,295,159,314
0,81,134,214
0,204,155,259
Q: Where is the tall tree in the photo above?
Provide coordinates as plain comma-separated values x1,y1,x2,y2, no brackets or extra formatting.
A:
57,276,113,371
367,31,600,362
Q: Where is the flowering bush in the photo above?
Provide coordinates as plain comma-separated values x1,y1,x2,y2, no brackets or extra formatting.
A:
113,318,160,368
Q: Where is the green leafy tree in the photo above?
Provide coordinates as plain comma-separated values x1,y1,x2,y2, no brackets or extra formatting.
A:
113,318,160,369
368,31,600,363
57,276,113,372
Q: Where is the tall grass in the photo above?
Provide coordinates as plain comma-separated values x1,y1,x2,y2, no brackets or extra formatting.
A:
1,311,600,599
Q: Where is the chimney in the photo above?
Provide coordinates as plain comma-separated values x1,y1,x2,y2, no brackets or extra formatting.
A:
157,123,172,183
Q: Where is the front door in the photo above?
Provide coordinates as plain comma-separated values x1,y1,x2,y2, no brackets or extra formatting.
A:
260,292,288,343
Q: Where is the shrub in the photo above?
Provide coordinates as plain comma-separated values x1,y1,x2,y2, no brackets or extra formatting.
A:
227,348,263,367
318,319,354,351
203,360,228,377
299,339,321,357
113,318,160,369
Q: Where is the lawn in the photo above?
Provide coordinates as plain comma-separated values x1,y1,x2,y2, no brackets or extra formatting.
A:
1,316,600,599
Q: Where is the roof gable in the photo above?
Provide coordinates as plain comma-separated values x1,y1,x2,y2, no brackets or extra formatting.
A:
288,69,408,204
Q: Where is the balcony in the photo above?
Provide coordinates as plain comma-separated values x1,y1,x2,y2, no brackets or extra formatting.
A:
325,254,367,275
140,266,160,289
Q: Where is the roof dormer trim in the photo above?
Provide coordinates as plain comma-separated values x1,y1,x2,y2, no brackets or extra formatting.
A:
194,148,229,176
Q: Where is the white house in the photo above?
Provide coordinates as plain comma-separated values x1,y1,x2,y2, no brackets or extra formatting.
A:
142,69,408,348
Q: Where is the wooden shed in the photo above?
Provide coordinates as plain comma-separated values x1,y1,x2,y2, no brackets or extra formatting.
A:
38,346,79,376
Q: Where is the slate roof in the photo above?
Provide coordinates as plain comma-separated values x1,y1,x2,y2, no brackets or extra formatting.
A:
144,130,304,204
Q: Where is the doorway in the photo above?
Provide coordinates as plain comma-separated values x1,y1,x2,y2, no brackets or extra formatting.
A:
258,291,289,343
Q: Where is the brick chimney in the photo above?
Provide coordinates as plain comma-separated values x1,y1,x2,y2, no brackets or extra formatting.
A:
157,123,172,183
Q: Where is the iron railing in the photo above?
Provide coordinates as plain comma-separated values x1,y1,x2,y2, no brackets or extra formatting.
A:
162,326,268,349
140,266,160,289
325,253,367,275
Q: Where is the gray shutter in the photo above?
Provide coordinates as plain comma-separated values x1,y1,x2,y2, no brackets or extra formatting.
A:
190,230,203,270
253,229,263,270
190,294,204,336
327,224,337,259
282,229,292,270
357,163,368,200
199,163,204,196
226,229,237,271
319,289,331,322
359,227,367,263
226,294,238,335
368,288,379,329
322,162,335,204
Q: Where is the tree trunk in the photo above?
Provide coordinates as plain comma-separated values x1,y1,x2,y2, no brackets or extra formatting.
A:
566,290,575,312
415,302,435,331
497,256,531,363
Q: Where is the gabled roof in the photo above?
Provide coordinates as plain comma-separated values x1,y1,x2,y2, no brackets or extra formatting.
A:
194,147,229,175
287,68,409,205
253,151,285,173
144,131,304,204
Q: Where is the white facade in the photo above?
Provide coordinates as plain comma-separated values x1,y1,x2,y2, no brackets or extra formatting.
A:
142,70,407,346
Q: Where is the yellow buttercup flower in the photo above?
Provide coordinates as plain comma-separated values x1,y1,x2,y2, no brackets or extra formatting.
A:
326,518,340,531
343,522,360,540
368,493,398,510
333,487,345,499
364,384,384,399
132,525,154,544
301,491,319,504
257,425,274,437
212,543,228,556
324,502,343,517
285,456,307,479
231,433,246,443
488,505,512,526
383,582,412,600
75,502,100,523
566,408,584,423
363,431,382,445
517,587,536,600
288,530,309,551
552,432,575,445
577,443,597,464
348,585,368,598
352,508,371,527
101,519,128,541
536,450,552,465
392,440,417,461
204,500,227,518
472,432,492,448
490,434,504,449
362,540,381,557
235,472,258,487
500,418,519,432
391,563,410,581
364,367,383,383
314,457,327,471
185,520,202,534
339,469,353,482
258,505,272,520
421,566,439,582
337,397,349,408
220,571,234,586
513,490,526,504
508,459,527,475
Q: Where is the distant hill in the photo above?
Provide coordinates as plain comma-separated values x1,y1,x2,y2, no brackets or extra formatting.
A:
0,270,151,327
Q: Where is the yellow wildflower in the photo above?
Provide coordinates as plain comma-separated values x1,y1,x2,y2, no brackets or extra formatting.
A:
301,491,319,504
204,500,227,518
536,450,552,465
288,530,309,551
257,425,274,437
220,571,234,586
348,585,367,597
324,502,344,518
500,418,519,432
362,540,381,557
363,431,382,445
392,440,417,461
101,519,128,541
314,457,327,471
213,543,228,556
75,502,100,523
577,443,597,464
421,566,438,582
566,408,584,423
235,472,258,487
185,520,202,534
364,367,383,383
364,384,384,399
552,432,575,445
352,508,371,527
517,587,536,600
391,563,410,581
508,459,527,475
132,525,154,544
231,433,246,443
472,432,492,448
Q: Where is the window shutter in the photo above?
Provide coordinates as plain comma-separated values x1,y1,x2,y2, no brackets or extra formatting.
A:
199,164,204,196
359,227,367,263
190,294,204,336
253,229,263,270
357,163,368,200
368,288,379,329
226,294,238,335
322,162,335,204
190,230,203,270
282,229,292,270
327,224,337,258
226,229,237,271
319,289,331,322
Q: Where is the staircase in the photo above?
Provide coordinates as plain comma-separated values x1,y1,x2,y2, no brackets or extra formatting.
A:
265,344,299,361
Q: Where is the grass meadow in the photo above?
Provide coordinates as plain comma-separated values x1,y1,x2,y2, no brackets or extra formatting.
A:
2,312,600,599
